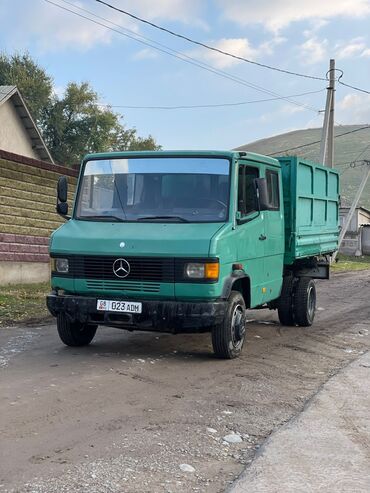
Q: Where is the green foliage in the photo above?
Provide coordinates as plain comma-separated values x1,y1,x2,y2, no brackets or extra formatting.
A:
44,82,160,164
0,53,160,165
0,52,53,122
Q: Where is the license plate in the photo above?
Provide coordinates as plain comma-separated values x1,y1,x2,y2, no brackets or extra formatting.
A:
97,299,142,314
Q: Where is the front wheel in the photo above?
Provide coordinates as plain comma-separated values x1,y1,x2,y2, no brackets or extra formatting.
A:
57,314,97,347
212,291,247,359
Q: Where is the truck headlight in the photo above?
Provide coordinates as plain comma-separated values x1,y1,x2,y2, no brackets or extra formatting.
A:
52,258,69,273
185,262,219,281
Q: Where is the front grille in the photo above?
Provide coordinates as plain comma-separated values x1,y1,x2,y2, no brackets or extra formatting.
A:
86,280,160,293
52,255,219,284
69,256,174,282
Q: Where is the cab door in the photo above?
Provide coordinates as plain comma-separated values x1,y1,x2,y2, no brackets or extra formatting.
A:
235,161,266,307
262,166,284,302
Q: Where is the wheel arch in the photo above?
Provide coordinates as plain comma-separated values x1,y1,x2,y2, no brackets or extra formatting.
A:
222,274,251,308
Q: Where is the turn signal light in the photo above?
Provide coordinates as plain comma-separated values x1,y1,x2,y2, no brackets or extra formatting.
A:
205,262,219,280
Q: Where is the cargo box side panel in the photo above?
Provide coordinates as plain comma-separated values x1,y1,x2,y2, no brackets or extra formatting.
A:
279,157,339,264
279,158,296,263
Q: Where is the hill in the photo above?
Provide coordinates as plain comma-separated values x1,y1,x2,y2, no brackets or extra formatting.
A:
235,125,370,209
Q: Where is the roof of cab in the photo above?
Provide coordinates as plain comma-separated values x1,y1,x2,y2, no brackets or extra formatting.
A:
83,149,280,167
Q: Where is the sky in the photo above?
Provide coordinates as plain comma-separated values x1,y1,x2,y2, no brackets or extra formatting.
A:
1,0,370,150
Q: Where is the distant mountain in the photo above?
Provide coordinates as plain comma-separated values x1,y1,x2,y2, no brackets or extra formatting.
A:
235,125,370,209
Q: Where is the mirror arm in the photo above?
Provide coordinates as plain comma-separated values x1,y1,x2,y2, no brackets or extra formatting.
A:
56,199,71,220
57,211,71,221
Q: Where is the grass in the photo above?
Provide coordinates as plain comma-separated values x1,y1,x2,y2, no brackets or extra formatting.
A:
0,282,51,327
332,254,370,272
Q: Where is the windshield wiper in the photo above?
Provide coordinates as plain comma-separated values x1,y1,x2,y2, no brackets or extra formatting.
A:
137,215,189,222
79,215,125,222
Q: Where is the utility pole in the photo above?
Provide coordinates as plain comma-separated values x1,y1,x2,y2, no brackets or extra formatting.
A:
327,59,335,168
319,59,335,167
332,160,370,262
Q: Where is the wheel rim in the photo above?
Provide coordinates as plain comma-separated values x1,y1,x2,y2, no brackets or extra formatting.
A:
307,285,316,320
231,304,246,349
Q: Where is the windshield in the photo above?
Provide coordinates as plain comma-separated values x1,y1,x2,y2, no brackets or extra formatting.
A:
76,157,230,223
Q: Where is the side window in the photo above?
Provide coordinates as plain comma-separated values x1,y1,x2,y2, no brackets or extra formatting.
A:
266,169,280,210
238,166,259,216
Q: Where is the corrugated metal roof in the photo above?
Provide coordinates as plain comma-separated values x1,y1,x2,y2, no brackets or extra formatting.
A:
0,85,54,163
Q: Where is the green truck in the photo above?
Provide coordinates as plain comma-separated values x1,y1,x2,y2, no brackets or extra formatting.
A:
47,151,339,359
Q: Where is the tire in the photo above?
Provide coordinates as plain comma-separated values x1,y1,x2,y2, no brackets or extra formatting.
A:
57,314,97,347
293,278,316,327
212,291,247,359
277,276,295,326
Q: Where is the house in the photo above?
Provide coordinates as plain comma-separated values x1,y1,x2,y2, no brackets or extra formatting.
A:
0,85,54,163
339,206,370,255
0,86,73,284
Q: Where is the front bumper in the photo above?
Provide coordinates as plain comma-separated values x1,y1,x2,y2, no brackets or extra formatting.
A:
46,293,227,333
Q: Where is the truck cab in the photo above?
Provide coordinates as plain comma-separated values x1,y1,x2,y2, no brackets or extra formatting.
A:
47,151,339,358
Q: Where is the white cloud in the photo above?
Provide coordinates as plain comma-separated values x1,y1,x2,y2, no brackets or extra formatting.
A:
335,38,368,59
217,0,370,32
337,93,370,123
299,37,328,64
187,36,285,69
1,0,131,52
0,0,204,53
188,38,259,69
53,85,66,98
303,19,329,38
132,48,158,61
249,100,312,127
259,36,287,56
122,0,203,24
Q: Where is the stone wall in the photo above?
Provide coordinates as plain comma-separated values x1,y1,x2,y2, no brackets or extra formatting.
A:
0,149,78,284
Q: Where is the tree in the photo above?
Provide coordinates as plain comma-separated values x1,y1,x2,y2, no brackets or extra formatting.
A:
0,53,53,122
0,53,160,164
43,82,160,164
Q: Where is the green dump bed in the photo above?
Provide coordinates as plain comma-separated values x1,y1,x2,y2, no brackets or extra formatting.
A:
278,157,339,265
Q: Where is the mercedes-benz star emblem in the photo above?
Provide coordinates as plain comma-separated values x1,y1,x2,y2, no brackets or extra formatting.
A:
113,258,130,278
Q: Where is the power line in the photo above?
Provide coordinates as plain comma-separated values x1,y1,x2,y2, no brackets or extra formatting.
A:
45,0,321,114
95,0,326,82
268,125,370,156
338,79,370,95
97,89,325,110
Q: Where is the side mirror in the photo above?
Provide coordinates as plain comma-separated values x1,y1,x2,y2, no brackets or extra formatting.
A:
57,202,69,215
56,176,70,219
57,176,68,203
254,178,270,211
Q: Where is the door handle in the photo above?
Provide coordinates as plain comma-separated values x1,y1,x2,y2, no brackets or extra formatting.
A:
259,234,267,241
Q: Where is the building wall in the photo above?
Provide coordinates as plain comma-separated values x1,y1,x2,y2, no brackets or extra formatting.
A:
339,208,370,255
0,150,78,284
0,100,40,160
339,208,370,233
358,209,370,227
339,209,358,233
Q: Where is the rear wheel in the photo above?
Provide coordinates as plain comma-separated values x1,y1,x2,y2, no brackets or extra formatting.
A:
277,276,295,326
57,314,97,347
212,291,247,359
293,278,316,326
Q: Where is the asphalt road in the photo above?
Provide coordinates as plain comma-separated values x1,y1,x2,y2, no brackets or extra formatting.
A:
1,270,369,493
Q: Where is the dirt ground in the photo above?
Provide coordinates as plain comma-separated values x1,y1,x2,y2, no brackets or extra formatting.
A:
0,270,369,493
